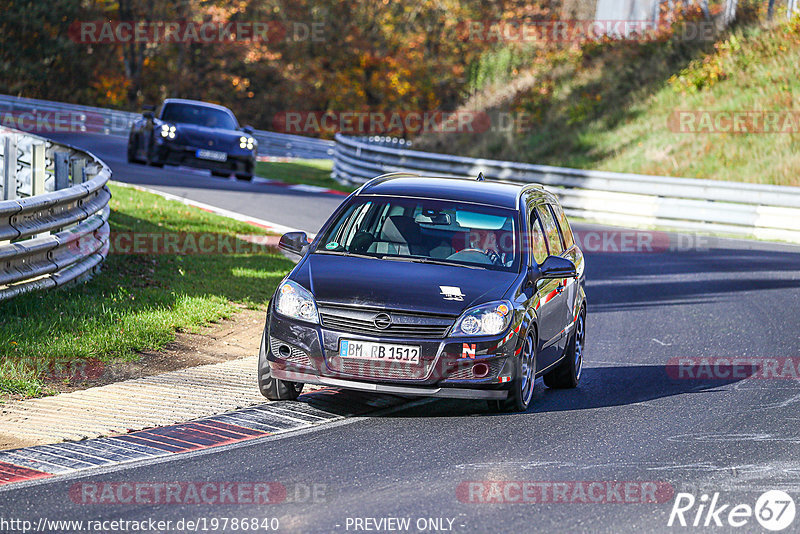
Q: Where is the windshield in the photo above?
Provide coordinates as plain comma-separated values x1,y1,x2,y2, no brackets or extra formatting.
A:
316,196,519,272
160,103,238,129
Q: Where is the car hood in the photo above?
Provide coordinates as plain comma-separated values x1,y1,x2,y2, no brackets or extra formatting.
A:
296,254,519,316
172,124,245,149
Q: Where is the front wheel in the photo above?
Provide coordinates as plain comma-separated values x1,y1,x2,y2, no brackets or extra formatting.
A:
488,330,536,413
127,137,141,164
235,173,253,181
543,307,585,389
145,143,164,167
257,334,303,401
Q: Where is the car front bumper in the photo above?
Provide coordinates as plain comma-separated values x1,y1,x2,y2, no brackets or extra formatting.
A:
266,310,522,400
154,143,255,173
270,368,508,399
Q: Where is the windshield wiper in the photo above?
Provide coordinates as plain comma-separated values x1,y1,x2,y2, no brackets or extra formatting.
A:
382,256,483,270
315,250,382,260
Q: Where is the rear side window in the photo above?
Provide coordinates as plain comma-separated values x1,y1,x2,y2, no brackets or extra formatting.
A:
537,205,564,255
550,203,574,249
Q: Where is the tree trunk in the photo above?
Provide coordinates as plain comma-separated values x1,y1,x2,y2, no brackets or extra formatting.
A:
700,0,710,19
789,0,800,20
723,0,738,26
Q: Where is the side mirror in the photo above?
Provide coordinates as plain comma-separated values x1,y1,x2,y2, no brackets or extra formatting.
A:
279,231,310,256
539,256,577,279
143,111,154,120
242,125,255,135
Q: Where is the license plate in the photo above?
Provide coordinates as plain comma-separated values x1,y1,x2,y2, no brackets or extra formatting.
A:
339,340,420,364
196,149,227,162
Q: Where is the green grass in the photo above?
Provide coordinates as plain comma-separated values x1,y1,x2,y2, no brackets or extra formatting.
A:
416,14,800,186
256,159,354,192
0,184,294,398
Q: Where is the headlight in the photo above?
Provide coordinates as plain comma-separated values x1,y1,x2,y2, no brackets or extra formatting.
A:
452,300,513,337
275,279,319,324
239,136,256,150
160,124,176,139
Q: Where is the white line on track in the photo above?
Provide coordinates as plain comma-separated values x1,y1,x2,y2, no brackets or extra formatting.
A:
110,181,317,238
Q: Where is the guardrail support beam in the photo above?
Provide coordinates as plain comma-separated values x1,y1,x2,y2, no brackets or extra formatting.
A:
70,157,85,186
31,142,46,196
2,135,17,200
54,151,69,190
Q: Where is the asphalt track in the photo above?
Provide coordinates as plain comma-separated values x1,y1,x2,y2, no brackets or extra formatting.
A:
2,132,799,533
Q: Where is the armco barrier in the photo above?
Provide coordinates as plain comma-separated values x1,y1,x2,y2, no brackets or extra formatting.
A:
332,134,800,244
0,126,111,301
0,94,334,160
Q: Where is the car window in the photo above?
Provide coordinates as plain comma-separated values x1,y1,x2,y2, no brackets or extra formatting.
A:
161,103,238,130
550,203,574,249
316,196,520,272
537,205,563,256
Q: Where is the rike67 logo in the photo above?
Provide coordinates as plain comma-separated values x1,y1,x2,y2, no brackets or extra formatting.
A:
668,490,796,531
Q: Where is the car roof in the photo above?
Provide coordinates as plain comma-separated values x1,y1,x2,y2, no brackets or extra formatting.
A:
356,173,552,209
161,98,234,114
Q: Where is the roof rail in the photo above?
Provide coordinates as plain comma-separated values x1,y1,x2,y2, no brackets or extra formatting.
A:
355,172,422,195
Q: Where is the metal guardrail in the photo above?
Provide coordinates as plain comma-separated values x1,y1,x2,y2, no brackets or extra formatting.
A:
0,94,334,160
0,127,111,301
332,133,800,244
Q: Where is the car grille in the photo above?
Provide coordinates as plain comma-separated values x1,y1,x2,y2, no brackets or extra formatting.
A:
318,304,455,339
326,354,434,381
269,336,312,367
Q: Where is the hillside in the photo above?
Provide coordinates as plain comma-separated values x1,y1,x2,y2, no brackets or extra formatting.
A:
415,13,800,187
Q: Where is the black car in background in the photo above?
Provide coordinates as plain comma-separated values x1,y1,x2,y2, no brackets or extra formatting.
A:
127,98,257,181
259,173,587,412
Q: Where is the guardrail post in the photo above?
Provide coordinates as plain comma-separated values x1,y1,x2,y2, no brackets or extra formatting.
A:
31,142,46,196
2,135,17,200
54,151,69,190
70,157,85,186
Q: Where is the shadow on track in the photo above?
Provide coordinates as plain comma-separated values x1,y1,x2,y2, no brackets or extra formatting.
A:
333,363,755,419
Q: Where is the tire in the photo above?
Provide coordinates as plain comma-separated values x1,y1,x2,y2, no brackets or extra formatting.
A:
257,331,303,401
487,330,537,413
235,173,253,181
145,143,164,167
211,170,230,178
543,306,586,389
127,137,141,164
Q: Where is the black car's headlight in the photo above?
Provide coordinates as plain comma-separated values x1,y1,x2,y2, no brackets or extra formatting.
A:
160,124,176,139
275,280,319,324
452,300,513,337
239,136,256,150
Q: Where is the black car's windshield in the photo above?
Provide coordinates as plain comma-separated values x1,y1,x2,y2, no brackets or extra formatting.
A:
161,103,238,129
316,196,519,272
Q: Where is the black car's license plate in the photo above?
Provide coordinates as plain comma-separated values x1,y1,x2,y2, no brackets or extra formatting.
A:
338,340,420,364
196,149,227,162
